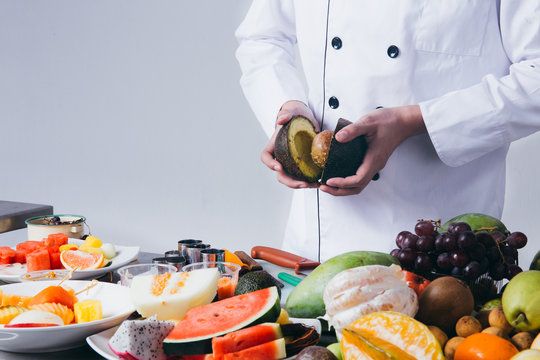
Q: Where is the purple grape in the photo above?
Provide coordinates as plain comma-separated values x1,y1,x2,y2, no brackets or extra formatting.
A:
489,262,506,281
443,233,458,251
502,245,518,259
476,232,495,247
463,261,481,280
492,231,507,244
436,252,453,271
395,231,411,249
507,232,527,249
457,231,477,250
434,234,445,252
415,221,435,236
417,235,435,252
468,243,486,261
451,250,469,268
486,246,501,263
479,258,489,273
398,248,416,268
448,222,471,234
451,266,463,277
390,248,400,259
415,253,433,274
506,264,523,279
402,233,419,250
504,255,516,265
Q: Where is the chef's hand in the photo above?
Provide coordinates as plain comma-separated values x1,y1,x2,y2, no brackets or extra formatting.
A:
321,105,426,196
261,100,320,189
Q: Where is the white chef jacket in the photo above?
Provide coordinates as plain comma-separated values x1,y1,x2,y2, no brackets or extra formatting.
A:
236,1,540,262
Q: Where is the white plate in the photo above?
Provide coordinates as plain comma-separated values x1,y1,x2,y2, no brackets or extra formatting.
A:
0,239,140,283
0,280,135,353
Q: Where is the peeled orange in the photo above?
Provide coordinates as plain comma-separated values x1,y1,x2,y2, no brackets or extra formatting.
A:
60,250,104,270
341,311,444,360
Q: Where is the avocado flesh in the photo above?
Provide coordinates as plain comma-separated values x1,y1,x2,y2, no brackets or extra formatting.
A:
274,116,322,182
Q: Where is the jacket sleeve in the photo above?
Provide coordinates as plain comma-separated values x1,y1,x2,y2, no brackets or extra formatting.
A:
419,0,540,167
235,0,308,138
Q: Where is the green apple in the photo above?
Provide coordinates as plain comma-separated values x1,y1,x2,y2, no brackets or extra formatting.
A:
326,342,343,360
510,349,540,360
502,270,540,331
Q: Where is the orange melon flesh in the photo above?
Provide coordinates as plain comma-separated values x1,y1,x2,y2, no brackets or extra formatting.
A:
164,287,281,356
212,322,282,356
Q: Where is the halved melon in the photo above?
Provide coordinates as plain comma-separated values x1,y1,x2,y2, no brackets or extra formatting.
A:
163,287,281,355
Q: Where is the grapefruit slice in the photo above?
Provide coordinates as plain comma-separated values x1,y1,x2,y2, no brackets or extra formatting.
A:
60,249,104,270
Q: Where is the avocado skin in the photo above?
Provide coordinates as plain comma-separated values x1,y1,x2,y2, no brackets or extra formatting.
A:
234,270,282,298
285,251,399,318
274,116,321,183
321,118,367,184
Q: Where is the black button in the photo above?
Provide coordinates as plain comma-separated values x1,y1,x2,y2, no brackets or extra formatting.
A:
372,172,380,181
387,45,399,58
375,106,383,109
328,96,339,109
331,37,342,50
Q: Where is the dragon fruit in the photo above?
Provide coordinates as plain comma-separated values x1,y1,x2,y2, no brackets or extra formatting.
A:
108,315,175,360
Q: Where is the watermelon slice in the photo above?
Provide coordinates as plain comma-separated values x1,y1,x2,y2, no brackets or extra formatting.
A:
163,287,281,356
212,322,282,356
219,338,286,360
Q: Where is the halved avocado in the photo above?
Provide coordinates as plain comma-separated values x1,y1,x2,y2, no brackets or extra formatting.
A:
274,116,322,182
321,118,367,184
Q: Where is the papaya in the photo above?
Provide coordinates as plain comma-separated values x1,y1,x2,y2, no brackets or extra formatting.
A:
441,213,508,234
285,251,398,318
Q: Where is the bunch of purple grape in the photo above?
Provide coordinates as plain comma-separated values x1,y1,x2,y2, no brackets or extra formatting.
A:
390,220,527,281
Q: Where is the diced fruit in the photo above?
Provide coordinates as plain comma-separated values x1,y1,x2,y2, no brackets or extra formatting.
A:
84,235,102,248
131,269,219,321
48,251,63,270
59,244,78,252
101,243,116,259
74,299,103,323
26,249,51,272
341,311,444,360
1,294,31,307
0,247,16,264
28,285,77,310
60,249,104,270
46,233,69,246
212,322,282,356
0,305,28,324
78,244,105,256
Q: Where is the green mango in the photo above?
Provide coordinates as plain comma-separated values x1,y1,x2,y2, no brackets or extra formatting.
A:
285,251,399,318
530,250,540,271
441,213,508,234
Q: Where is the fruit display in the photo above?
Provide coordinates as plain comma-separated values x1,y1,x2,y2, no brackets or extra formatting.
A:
163,287,281,355
390,214,527,286
130,268,219,321
0,283,103,327
323,264,418,338
285,251,398,318
274,116,367,184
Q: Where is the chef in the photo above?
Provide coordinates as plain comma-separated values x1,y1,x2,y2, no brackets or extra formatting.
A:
235,1,540,262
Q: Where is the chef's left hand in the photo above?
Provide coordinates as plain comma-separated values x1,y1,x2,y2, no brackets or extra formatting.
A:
321,105,426,196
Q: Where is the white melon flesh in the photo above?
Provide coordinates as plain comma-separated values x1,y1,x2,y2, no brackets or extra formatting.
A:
130,268,219,321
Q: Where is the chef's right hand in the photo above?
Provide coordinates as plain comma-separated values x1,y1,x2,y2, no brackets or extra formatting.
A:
261,100,320,189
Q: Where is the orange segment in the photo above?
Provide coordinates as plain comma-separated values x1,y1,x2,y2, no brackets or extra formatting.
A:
224,249,245,268
60,249,104,270
341,311,444,360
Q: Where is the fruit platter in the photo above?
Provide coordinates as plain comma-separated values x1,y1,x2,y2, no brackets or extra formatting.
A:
0,279,134,352
0,233,140,283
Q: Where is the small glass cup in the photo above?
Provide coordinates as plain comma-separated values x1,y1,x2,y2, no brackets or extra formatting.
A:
182,261,240,300
116,263,177,287
178,239,203,257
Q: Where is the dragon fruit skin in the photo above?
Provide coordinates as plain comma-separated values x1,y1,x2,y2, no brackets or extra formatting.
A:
108,315,175,360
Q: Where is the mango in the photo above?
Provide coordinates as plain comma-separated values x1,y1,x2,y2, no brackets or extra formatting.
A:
441,213,508,234
285,251,398,318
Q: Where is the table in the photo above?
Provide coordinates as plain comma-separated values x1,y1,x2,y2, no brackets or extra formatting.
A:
0,201,53,234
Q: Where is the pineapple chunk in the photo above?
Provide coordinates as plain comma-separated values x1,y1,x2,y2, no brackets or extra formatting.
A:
74,299,102,323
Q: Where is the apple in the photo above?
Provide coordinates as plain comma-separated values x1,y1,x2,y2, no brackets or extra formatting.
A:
502,270,540,332
510,349,540,360
326,342,343,360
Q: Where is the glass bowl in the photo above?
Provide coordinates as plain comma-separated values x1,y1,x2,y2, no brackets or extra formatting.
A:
182,261,240,300
116,263,177,287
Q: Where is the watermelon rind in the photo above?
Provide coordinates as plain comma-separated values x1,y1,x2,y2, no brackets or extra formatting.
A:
163,286,281,355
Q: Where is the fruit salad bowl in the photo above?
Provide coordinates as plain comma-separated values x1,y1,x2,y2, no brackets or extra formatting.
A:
0,280,135,353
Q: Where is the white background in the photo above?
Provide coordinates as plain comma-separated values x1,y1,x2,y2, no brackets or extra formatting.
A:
1,1,538,268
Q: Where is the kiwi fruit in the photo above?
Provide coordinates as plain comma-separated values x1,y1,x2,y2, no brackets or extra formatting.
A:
415,276,475,335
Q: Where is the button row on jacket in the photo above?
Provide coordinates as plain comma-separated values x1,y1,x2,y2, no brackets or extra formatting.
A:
331,37,342,50
328,96,339,109
387,45,399,58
